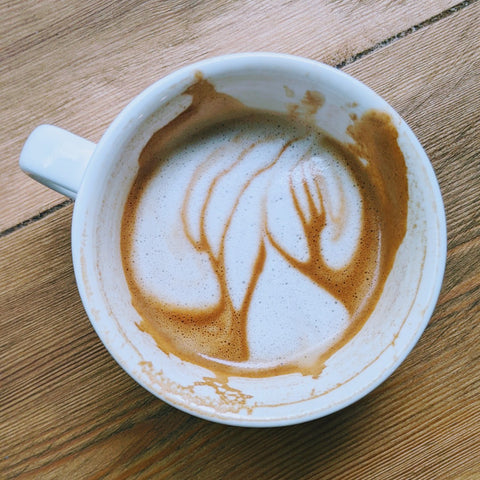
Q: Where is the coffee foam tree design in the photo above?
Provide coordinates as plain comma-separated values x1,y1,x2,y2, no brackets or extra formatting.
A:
127,109,407,377
178,132,378,367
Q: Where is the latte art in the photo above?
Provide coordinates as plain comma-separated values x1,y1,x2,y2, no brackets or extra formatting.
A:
121,78,408,378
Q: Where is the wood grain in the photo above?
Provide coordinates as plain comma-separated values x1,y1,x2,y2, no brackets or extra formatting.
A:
0,0,459,231
1,1,479,479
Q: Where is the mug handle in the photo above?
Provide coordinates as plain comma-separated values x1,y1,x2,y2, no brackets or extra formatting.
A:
19,125,96,199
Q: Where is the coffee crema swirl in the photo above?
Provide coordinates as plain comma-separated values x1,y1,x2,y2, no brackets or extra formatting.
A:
121,76,408,378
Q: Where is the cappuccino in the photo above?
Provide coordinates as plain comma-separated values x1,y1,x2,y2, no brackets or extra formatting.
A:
121,76,408,378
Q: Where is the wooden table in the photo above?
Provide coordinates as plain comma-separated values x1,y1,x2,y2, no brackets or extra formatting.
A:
2,1,479,478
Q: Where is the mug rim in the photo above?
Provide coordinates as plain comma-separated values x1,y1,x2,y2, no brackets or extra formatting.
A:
71,52,447,426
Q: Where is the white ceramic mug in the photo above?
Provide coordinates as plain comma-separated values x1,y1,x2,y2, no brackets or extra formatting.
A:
20,53,446,426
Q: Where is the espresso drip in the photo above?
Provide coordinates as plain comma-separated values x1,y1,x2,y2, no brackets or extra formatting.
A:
121,77,408,378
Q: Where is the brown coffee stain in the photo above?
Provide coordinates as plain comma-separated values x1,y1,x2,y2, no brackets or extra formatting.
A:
284,85,294,98
121,74,408,379
287,89,324,119
302,90,325,114
138,360,253,415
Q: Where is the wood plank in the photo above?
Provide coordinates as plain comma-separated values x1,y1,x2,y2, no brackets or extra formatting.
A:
1,2,479,480
0,0,459,231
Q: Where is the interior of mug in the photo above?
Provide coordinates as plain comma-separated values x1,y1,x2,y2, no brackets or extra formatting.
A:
72,54,446,426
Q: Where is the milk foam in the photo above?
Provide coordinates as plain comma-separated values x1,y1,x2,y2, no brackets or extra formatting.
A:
128,115,363,365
